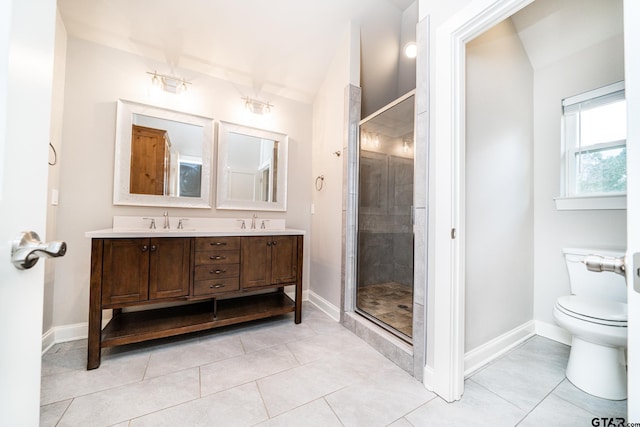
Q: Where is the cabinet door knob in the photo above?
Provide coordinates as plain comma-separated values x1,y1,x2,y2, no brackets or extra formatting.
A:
266,241,272,246
211,269,226,274
210,255,226,260
150,245,157,252
272,241,277,246
210,284,226,289
210,242,227,246
141,245,149,252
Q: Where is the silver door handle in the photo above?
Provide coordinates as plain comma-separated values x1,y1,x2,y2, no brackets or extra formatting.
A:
11,231,67,270
582,254,625,276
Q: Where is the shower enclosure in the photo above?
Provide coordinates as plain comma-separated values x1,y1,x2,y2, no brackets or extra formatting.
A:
356,93,415,341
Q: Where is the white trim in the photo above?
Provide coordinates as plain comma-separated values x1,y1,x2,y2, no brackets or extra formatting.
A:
307,290,341,321
431,0,534,403
563,81,625,107
41,322,88,355
554,195,626,211
534,320,573,346
464,321,535,377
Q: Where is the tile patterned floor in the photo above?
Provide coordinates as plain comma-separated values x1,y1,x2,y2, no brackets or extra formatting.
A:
41,303,627,426
357,282,413,337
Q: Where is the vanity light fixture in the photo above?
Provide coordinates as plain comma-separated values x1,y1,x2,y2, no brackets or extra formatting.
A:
147,71,191,94
404,42,417,59
243,97,273,115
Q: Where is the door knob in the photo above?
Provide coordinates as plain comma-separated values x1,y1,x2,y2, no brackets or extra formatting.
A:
11,231,67,270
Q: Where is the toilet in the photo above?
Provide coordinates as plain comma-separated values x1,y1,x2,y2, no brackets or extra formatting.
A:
553,248,627,400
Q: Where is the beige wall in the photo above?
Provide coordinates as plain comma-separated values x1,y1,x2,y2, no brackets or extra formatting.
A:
465,18,534,351
310,23,360,311
49,37,312,330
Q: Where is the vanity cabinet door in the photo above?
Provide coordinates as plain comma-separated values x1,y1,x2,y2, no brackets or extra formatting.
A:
241,236,271,288
240,235,298,288
148,238,191,300
102,239,150,306
270,236,298,285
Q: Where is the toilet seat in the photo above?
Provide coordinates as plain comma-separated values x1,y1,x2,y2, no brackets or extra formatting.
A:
556,295,627,327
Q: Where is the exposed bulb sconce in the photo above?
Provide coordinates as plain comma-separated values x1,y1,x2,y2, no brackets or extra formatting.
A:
243,97,273,115
147,71,191,94
404,42,417,59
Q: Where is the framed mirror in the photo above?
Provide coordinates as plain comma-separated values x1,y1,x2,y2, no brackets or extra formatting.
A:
216,121,288,211
113,100,214,208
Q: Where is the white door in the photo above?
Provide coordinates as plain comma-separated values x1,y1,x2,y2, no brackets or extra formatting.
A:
624,0,640,421
0,0,57,424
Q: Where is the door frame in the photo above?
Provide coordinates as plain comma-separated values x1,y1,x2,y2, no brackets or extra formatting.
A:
430,0,638,410
429,0,535,402
623,0,640,420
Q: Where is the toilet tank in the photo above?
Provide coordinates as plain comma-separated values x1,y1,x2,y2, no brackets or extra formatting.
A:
563,248,627,303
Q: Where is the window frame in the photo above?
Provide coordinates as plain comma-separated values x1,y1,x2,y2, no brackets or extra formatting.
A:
556,81,626,211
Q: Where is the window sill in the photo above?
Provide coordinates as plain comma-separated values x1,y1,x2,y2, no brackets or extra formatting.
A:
554,195,626,211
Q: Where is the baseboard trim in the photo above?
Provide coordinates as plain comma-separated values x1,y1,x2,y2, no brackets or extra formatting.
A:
307,290,341,321
423,365,436,392
534,320,572,346
41,322,88,355
464,320,536,378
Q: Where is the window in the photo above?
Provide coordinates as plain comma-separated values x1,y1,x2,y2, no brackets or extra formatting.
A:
562,82,626,200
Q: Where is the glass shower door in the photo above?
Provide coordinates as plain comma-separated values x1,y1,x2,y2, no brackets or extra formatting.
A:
356,93,415,341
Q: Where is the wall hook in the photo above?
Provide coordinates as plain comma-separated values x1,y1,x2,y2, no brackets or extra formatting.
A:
333,150,341,157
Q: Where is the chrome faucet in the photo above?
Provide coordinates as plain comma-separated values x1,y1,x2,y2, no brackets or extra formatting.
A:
163,211,170,229
251,212,258,230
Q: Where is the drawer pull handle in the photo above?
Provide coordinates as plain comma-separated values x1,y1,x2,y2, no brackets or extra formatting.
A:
210,255,227,260
210,284,226,289
210,242,227,246
210,269,226,274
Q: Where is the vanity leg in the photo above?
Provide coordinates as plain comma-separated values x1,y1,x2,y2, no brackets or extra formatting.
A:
87,239,103,370
294,236,303,324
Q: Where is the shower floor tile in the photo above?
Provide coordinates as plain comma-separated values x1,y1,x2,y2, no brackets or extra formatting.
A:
357,282,413,337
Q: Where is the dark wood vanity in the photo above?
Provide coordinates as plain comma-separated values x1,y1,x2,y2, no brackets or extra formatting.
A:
87,233,303,369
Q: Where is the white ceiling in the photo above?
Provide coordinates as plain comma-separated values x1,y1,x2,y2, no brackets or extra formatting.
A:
57,0,415,104
511,0,623,70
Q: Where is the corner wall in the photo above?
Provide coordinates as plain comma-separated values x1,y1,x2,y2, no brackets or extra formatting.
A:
309,23,360,316
533,33,626,327
465,18,534,352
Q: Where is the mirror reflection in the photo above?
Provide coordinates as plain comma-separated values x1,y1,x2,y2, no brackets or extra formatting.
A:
130,114,203,198
114,100,213,208
217,121,288,211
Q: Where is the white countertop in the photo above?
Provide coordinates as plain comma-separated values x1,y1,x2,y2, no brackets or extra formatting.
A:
85,228,305,238
85,216,305,238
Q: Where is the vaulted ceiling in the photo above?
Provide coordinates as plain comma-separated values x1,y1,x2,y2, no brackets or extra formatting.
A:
57,0,416,104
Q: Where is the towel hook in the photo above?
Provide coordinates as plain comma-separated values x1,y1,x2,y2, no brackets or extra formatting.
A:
315,175,325,191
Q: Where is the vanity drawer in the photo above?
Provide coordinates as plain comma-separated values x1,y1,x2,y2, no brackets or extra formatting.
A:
193,278,240,296
195,250,240,265
194,264,239,280
195,237,240,251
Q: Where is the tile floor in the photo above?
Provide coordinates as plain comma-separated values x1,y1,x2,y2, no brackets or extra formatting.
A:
357,282,413,337
41,303,627,426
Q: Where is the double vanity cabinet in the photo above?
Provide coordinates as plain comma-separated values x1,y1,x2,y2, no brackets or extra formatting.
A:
86,227,303,369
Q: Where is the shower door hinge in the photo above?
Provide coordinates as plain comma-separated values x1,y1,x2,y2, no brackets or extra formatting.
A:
451,228,456,239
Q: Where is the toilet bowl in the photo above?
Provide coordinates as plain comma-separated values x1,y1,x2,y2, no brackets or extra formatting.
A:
553,248,627,400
